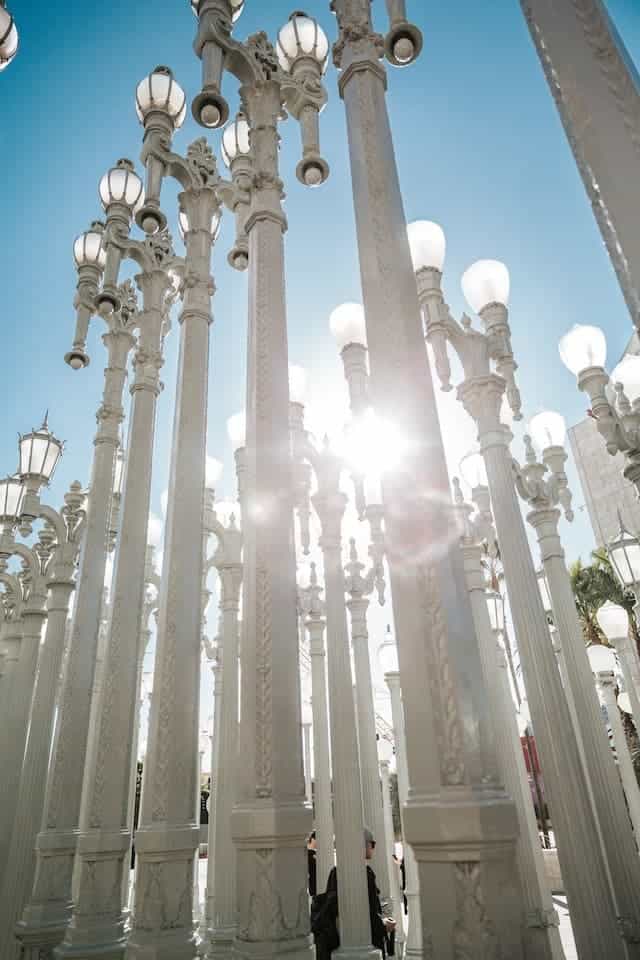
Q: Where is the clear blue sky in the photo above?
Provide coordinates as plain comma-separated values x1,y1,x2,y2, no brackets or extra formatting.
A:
1,0,639,572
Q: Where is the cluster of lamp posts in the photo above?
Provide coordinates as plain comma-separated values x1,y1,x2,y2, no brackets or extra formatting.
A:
5,2,640,960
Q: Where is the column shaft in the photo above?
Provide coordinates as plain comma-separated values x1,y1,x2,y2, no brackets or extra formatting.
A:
335,21,522,955
348,597,390,903
600,678,640,839
205,570,241,960
462,544,563,960
128,198,215,960
231,79,311,960
379,761,404,953
308,623,334,892
534,511,640,944
0,605,47,867
318,528,373,953
480,433,624,958
0,577,75,959
386,676,421,960
58,273,167,959
17,329,131,960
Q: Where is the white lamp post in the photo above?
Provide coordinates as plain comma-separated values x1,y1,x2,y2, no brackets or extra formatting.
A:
203,503,242,960
453,479,564,960
57,137,178,956
598,602,640,726
377,737,404,957
559,323,640,503
588,643,640,841
189,11,333,958
514,415,640,942
412,223,624,956
0,480,86,959
379,630,422,960
344,535,392,909
299,562,335,893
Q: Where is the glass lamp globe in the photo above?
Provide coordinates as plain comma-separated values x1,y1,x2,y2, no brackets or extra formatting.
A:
618,691,632,715
596,601,628,642
529,411,566,452
587,643,617,675
486,590,505,632
536,569,552,615
99,159,144,212
608,516,640,589
379,626,399,675
0,6,18,71
611,355,640,405
19,417,63,484
178,208,221,242
221,114,251,168
135,66,187,128
558,324,607,376
459,451,487,490
113,447,125,496
406,220,446,273
329,302,367,350
73,221,107,270
276,12,329,74
378,737,393,765
289,365,308,406
227,411,246,452
205,456,223,490
461,260,510,314
191,0,244,22
0,475,25,523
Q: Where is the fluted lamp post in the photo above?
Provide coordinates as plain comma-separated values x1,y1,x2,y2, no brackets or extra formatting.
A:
559,323,640,503
597,601,640,725
513,407,640,943
452,476,564,960
376,736,404,957
379,630,421,960
410,218,628,957
588,642,640,841
189,8,336,959
0,1,17,70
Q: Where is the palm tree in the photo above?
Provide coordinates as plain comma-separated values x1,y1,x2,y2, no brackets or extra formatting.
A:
569,558,611,646
591,549,640,657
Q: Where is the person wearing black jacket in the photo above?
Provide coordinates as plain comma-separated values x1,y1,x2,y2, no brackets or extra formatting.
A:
312,829,395,958
307,831,317,897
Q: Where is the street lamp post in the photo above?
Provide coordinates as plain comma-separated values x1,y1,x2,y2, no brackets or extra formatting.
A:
411,226,626,957
453,477,565,960
376,738,404,958
299,562,334,893
202,504,242,960
344,536,392,908
330,5,523,951
126,70,223,958
379,632,422,960
588,644,640,840
310,440,379,958
514,415,640,942
0,479,86,960
15,207,139,960
189,7,333,958
57,147,178,953
598,602,640,725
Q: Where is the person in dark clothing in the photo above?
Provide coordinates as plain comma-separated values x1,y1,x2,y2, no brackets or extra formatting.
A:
313,829,395,959
393,853,407,916
307,831,318,897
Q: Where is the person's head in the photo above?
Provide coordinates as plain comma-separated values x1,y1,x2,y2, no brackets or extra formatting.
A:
364,828,376,860
307,830,317,851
